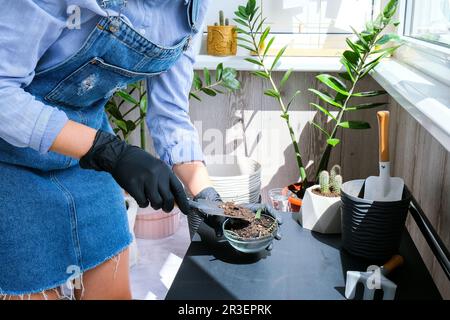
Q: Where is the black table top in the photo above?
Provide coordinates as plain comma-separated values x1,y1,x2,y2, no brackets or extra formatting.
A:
166,213,442,300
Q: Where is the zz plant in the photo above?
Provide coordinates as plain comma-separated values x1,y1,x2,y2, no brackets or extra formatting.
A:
311,0,402,176
234,0,307,184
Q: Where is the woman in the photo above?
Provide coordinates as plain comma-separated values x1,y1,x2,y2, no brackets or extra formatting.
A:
0,0,278,300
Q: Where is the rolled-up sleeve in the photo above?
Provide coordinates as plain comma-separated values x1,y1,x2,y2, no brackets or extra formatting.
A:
146,2,208,167
0,0,69,154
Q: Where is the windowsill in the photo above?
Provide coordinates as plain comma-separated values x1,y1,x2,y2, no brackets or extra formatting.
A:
371,59,450,152
194,55,345,72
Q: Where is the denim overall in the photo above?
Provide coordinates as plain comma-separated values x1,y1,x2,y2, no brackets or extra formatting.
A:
0,0,198,295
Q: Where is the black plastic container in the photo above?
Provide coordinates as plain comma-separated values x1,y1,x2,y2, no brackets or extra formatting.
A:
341,180,411,262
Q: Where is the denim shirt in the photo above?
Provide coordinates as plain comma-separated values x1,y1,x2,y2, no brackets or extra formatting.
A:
0,0,208,166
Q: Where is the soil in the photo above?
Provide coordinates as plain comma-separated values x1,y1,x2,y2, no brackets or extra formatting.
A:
220,202,255,221
221,202,276,239
311,187,340,198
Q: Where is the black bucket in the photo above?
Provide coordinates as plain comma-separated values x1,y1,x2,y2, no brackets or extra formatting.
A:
341,180,411,262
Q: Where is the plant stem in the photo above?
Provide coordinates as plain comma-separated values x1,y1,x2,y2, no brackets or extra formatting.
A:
139,81,146,150
191,80,225,95
246,18,307,184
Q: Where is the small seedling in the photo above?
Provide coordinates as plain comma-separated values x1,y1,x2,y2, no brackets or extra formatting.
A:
255,208,263,220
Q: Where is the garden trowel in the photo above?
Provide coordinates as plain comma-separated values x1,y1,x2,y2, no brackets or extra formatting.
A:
364,111,404,202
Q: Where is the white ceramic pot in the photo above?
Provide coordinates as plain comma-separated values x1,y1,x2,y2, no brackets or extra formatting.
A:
299,185,341,234
134,207,181,240
125,195,139,267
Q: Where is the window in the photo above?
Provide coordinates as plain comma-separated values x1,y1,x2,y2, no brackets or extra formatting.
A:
404,0,450,48
203,0,379,55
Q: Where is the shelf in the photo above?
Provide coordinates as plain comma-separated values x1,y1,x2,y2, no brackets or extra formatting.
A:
194,55,345,73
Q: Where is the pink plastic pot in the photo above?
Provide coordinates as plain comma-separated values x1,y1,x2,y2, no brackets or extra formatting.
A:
134,207,181,240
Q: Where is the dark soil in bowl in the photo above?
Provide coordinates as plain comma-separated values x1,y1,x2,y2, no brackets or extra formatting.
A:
227,215,275,239
220,202,276,239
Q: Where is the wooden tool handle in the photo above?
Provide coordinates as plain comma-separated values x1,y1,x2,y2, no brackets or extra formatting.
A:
378,111,390,162
383,255,404,274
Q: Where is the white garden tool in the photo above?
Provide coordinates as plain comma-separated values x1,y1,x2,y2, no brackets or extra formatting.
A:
345,255,404,300
364,111,404,202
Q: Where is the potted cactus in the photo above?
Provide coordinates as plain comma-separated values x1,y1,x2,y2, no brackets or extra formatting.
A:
299,165,343,234
207,10,237,56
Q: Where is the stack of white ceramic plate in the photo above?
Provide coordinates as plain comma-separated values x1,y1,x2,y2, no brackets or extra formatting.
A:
205,155,261,204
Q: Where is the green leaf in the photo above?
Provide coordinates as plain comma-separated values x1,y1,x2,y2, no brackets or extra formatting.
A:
316,74,349,95
233,18,248,26
259,26,270,48
193,73,202,90
246,0,256,16
236,28,250,36
126,120,136,132
234,10,248,21
340,57,356,83
252,71,270,79
352,90,387,97
338,121,371,129
371,45,402,55
376,33,401,45
203,68,211,86
238,43,256,52
351,27,369,49
309,89,343,108
264,89,280,99
222,68,241,90
327,138,341,147
263,37,275,57
237,36,253,45
286,90,301,111
346,38,363,53
244,57,264,67
280,68,293,88
116,90,138,105
271,45,287,71
139,96,148,114
346,102,388,111
254,17,267,33
216,63,224,81
310,103,336,120
238,5,248,17
383,0,398,19
189,92,202,101
343,50,359,65
310,121,330,138
105,102,123,120
114,119,128,132
201,88,217,96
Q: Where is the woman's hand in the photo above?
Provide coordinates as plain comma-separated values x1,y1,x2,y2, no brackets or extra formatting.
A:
79,130,191,214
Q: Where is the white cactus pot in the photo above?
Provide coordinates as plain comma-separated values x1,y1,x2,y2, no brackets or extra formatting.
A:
299,185,341,234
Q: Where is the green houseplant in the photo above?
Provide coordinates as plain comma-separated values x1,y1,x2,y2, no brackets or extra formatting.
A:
235,0,402,210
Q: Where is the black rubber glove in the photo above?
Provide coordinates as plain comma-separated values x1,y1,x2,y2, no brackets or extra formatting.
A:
80,130,190,214
189,187,225,238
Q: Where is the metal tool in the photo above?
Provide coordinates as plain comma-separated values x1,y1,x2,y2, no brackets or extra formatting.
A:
345,255,404,300
188,199,226,217
364,111,405,202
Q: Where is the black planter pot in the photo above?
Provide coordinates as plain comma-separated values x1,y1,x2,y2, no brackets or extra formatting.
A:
341,180,411,262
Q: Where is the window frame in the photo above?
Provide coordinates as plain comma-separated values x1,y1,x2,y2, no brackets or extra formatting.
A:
394,0,450,85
